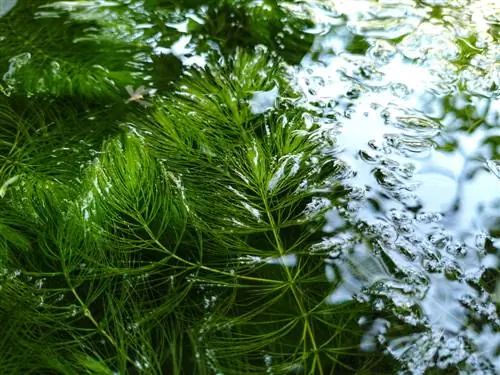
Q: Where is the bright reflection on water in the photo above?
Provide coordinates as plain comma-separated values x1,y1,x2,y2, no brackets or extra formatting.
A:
291,0,499,372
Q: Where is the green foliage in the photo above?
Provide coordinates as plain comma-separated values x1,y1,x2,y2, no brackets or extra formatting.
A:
0,1,415,374
0,95,123,192
0,0,145,99
0,45,388,374
0,0,314,99
193,0,315,64
0,1,496,374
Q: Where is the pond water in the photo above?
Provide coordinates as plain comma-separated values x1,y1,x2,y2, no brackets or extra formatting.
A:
0,0,498,374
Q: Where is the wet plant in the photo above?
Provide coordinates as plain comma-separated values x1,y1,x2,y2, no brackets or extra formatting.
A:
0,38,391,374
1,1,498,374
0,0,146,99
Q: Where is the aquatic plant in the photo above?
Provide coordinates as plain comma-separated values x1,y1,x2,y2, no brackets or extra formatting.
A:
1,1,498,374
0,35,388,374
0,0,145,99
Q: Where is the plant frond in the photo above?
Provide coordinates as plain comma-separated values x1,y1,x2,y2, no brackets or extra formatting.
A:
132,48,377,374
0,0,145,99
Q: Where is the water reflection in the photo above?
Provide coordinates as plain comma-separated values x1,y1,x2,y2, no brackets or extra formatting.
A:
295,0,499,372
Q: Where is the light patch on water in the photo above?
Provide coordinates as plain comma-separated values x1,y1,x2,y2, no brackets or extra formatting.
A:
3,52,31,86
237,254,297,268
455,168,500,234
263,353,273,374
81,190,95,221
333,0,427,40
292,1,499,371
165,19,190,33
166,171,190,212
422,274,475,333
241,202,261,221
227,185,247,200
234,170,250,184
310,235,349,257
251,141,260,167
0,0,16,18
413,172,458,213
324,264,335,282
154,35,206,67
265,254,297,267
322,208,344,233
360,318,390,352
248,83,279,114
268,154,302,191
0,175,20,198
237,255,263,264
379,55,446,96
282,1,343,36
327,242,390,304
302,197,331,219
465,324,500,373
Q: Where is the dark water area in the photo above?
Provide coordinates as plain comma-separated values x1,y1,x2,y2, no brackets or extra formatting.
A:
0,1,498,374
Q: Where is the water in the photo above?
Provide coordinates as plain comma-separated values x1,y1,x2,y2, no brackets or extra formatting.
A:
0,0,498,374
298,1,499,372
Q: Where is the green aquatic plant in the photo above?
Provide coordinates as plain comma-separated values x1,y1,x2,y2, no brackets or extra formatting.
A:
143,0,314,65
137,50,379,374
0,46,390,374
2,1,497,374
0,94,124,192
0,0,145,99
0,0,314,101
194,0,315,64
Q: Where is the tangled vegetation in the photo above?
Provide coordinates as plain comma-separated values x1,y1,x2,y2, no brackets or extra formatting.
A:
0,41,388,375
1,1,498,374
0,1,384,371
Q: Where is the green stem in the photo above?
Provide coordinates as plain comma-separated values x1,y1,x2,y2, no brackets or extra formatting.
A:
140,219,283,285
61,259,141,372
261,193,323,375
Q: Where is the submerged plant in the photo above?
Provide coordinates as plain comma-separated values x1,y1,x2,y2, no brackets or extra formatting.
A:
0,43,392,373
1,1,498,375
137,49,387,374
0,0,146,99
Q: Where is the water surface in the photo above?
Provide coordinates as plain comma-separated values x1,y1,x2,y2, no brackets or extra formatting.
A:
0,0,498,374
